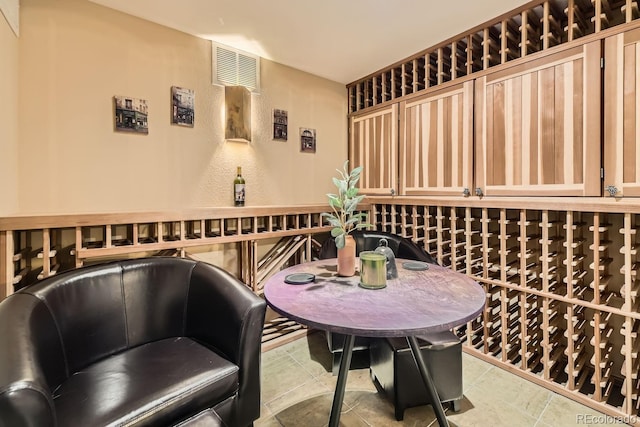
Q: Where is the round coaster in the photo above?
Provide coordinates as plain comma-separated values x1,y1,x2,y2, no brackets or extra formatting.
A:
402,261,430,271
284,273,315,285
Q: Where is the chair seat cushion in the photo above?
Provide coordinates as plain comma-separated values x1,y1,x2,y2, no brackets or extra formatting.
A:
53,337,239,426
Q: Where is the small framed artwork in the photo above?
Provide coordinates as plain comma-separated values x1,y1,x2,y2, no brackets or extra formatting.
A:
273,109,288,141
300,127,316,153
114,95,148,134
225,86,252,142
171,86,195,127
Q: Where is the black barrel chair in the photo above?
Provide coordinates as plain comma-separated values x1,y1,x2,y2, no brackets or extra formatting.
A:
319,230,463,420
0,257,266,427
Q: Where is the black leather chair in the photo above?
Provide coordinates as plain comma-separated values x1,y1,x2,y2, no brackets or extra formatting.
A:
0,257,266,427
318,230,437,374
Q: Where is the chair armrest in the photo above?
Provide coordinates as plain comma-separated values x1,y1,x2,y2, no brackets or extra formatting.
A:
0,294,59,426
185,262,266,426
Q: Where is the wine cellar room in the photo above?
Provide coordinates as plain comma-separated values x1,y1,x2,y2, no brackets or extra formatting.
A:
3,0,640,425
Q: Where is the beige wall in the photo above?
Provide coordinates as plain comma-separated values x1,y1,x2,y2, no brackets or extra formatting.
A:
0,13,19,215
16,0,347,214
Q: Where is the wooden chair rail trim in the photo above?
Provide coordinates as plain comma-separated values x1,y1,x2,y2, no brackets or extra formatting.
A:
0,204,359,231
365,196,640,213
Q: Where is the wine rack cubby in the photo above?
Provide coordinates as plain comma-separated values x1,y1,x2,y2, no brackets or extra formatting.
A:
348,0,640,113
370,197,640,425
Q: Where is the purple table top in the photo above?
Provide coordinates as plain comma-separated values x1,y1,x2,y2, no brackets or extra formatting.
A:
264,259,486,337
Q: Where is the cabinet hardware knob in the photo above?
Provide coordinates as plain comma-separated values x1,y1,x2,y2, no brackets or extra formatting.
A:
390,188,396,196
605,185,619,197
475,188,483,197
462,188,471,197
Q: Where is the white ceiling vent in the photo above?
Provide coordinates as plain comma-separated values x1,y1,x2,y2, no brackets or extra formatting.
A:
212,42,260,91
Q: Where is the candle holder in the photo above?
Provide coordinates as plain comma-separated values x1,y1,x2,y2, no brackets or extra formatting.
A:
359,251,387,289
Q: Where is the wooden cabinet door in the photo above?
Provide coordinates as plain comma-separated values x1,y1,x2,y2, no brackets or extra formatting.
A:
475,41,601,196
604,28,640,198
399,81,474,196
349,104,398,195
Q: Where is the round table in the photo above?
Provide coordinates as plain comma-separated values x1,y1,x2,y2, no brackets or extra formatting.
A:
264,258,485,427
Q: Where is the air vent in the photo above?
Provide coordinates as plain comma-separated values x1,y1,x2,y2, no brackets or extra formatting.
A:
212,42,260,91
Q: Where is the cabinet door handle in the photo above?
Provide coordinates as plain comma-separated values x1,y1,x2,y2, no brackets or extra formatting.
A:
475,187,484,197
462,188,471,197
605,185,619,197
390,188,396,196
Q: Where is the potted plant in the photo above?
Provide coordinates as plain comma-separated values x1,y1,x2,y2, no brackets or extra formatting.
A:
322,160,370,276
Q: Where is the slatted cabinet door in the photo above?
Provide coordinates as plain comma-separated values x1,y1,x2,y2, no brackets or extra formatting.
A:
399,81,474,196
475,40,601,196
349,104,398,195
604,27,640,198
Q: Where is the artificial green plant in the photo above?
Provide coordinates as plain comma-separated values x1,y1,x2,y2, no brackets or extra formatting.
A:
321,160,371,249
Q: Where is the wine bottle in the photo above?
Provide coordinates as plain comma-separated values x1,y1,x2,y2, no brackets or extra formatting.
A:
234,166,245,206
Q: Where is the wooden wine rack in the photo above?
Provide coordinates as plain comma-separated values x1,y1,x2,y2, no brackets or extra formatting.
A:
348,0,640,113
3,199,640,419
369,196,640,425
0,205,346,299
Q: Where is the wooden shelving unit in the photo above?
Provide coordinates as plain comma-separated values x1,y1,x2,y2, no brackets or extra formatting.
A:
348,0,640,114
369,196,640,425
0,205,347,298
2,200,639,419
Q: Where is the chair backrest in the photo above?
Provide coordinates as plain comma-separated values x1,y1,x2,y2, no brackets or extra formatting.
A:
2,257,198,389
318,230,437,264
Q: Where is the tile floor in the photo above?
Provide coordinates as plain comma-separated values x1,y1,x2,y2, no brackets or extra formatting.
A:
257,331,630,427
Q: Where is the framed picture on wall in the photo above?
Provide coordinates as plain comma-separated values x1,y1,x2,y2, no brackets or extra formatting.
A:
113,96,149,134
225,86,251,142
171,86,195,127
273,109,288,140
300,127,316,153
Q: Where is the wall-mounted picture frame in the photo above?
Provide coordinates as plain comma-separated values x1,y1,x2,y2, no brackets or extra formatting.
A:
225,86,251,142
171,86,195,127
114,95,148,134
273,109,288,141
300,127,316,153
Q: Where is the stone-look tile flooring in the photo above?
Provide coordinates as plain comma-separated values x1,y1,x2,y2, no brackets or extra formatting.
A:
257,331,628,427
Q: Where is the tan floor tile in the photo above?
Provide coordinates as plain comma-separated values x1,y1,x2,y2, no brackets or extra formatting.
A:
316,367,379,406
259,403,274,420
348,389,438,427
262,354,316,403
255,414,282,427
265,379,333,415
271,392,368,427
259,336,621,427
288,340,334,377
466,366,553,419
261,346,291,365
448,386,538,427
282,332,320,354
537,394,631,426
461,353,492,389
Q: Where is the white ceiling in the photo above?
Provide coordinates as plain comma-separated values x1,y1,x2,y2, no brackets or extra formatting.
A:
89,0,531,85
